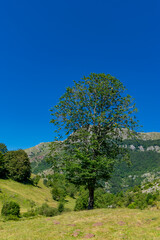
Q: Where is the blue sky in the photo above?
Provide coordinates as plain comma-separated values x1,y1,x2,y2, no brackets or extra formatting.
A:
0,0,159,150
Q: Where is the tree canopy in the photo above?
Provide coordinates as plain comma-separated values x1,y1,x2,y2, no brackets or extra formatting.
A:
4,150,31,182
50,73,139,209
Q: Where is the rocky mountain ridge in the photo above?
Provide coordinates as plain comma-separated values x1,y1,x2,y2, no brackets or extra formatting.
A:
25,131,160,163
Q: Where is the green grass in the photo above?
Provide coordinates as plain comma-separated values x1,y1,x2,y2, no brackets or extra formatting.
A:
0,178,76,214
0,208,160,239
0,179,58,212
0,179,160,239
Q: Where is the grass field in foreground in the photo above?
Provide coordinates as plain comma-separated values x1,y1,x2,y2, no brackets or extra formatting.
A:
0,208,160,240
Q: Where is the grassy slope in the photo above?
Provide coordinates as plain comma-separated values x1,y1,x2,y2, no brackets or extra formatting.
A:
0,179,57,212
0,178,76,213
0,208,160,240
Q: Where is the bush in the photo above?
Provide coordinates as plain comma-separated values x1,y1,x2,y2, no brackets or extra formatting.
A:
66,183,77,198
74,188,88,211
37,203,58,217
23,209,36,218
51,186,66,201
1,201,20,217
128,202,136,209
58,202,64,213
94,188,115,208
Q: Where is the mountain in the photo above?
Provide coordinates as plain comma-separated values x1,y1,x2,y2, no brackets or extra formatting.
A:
25,142,51,174
24,132,160,192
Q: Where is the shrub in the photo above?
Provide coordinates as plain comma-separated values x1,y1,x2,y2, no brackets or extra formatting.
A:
23,209,36,218
128,202,136,209
94,188,114,208
1,201,20,217
37,203,58,217
58,202,64,213
51,186,66,201
66,183,77,198
74,189,88,211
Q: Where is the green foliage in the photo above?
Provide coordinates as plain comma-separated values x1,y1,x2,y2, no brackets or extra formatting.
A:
74,186,160,211
94,188,115,208
23,209,37,218
23,202,59,218
0,143,8,154
37,203,58,217
74,188,89,211
1,201,20,217
58,202,64,213
50,73,139,209
31,159,52,174
45,173,78,201
109,150,160,193
65,183,77,198
51,186,66,201
3,150,31,182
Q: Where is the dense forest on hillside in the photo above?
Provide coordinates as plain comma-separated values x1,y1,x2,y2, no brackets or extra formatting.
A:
108,139,160,193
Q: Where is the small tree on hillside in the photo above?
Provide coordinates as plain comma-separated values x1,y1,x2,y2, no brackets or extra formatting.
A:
49,73,139,209
4,150,31,182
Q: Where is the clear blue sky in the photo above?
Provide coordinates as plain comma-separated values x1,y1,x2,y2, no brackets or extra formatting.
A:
0,0,159,150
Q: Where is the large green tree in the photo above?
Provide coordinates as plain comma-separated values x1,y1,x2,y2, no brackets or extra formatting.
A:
4,150,31,182
50,73,139,209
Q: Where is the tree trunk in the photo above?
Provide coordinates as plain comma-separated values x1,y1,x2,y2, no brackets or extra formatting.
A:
88,186,94,210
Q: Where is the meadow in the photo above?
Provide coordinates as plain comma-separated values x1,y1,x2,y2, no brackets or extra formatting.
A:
0,179,160,240
0,208,160,240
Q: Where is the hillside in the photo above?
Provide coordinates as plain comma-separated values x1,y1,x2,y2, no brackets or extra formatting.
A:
25,142,51,174
109,137,160,193
24,132,160,192
0,179,57,212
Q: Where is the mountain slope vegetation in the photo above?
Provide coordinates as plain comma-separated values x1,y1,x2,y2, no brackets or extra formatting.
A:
25,132,160,193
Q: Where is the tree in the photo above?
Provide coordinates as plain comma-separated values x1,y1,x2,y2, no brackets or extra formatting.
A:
4,150,31,182
50,73,139,209
0,143,8,154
